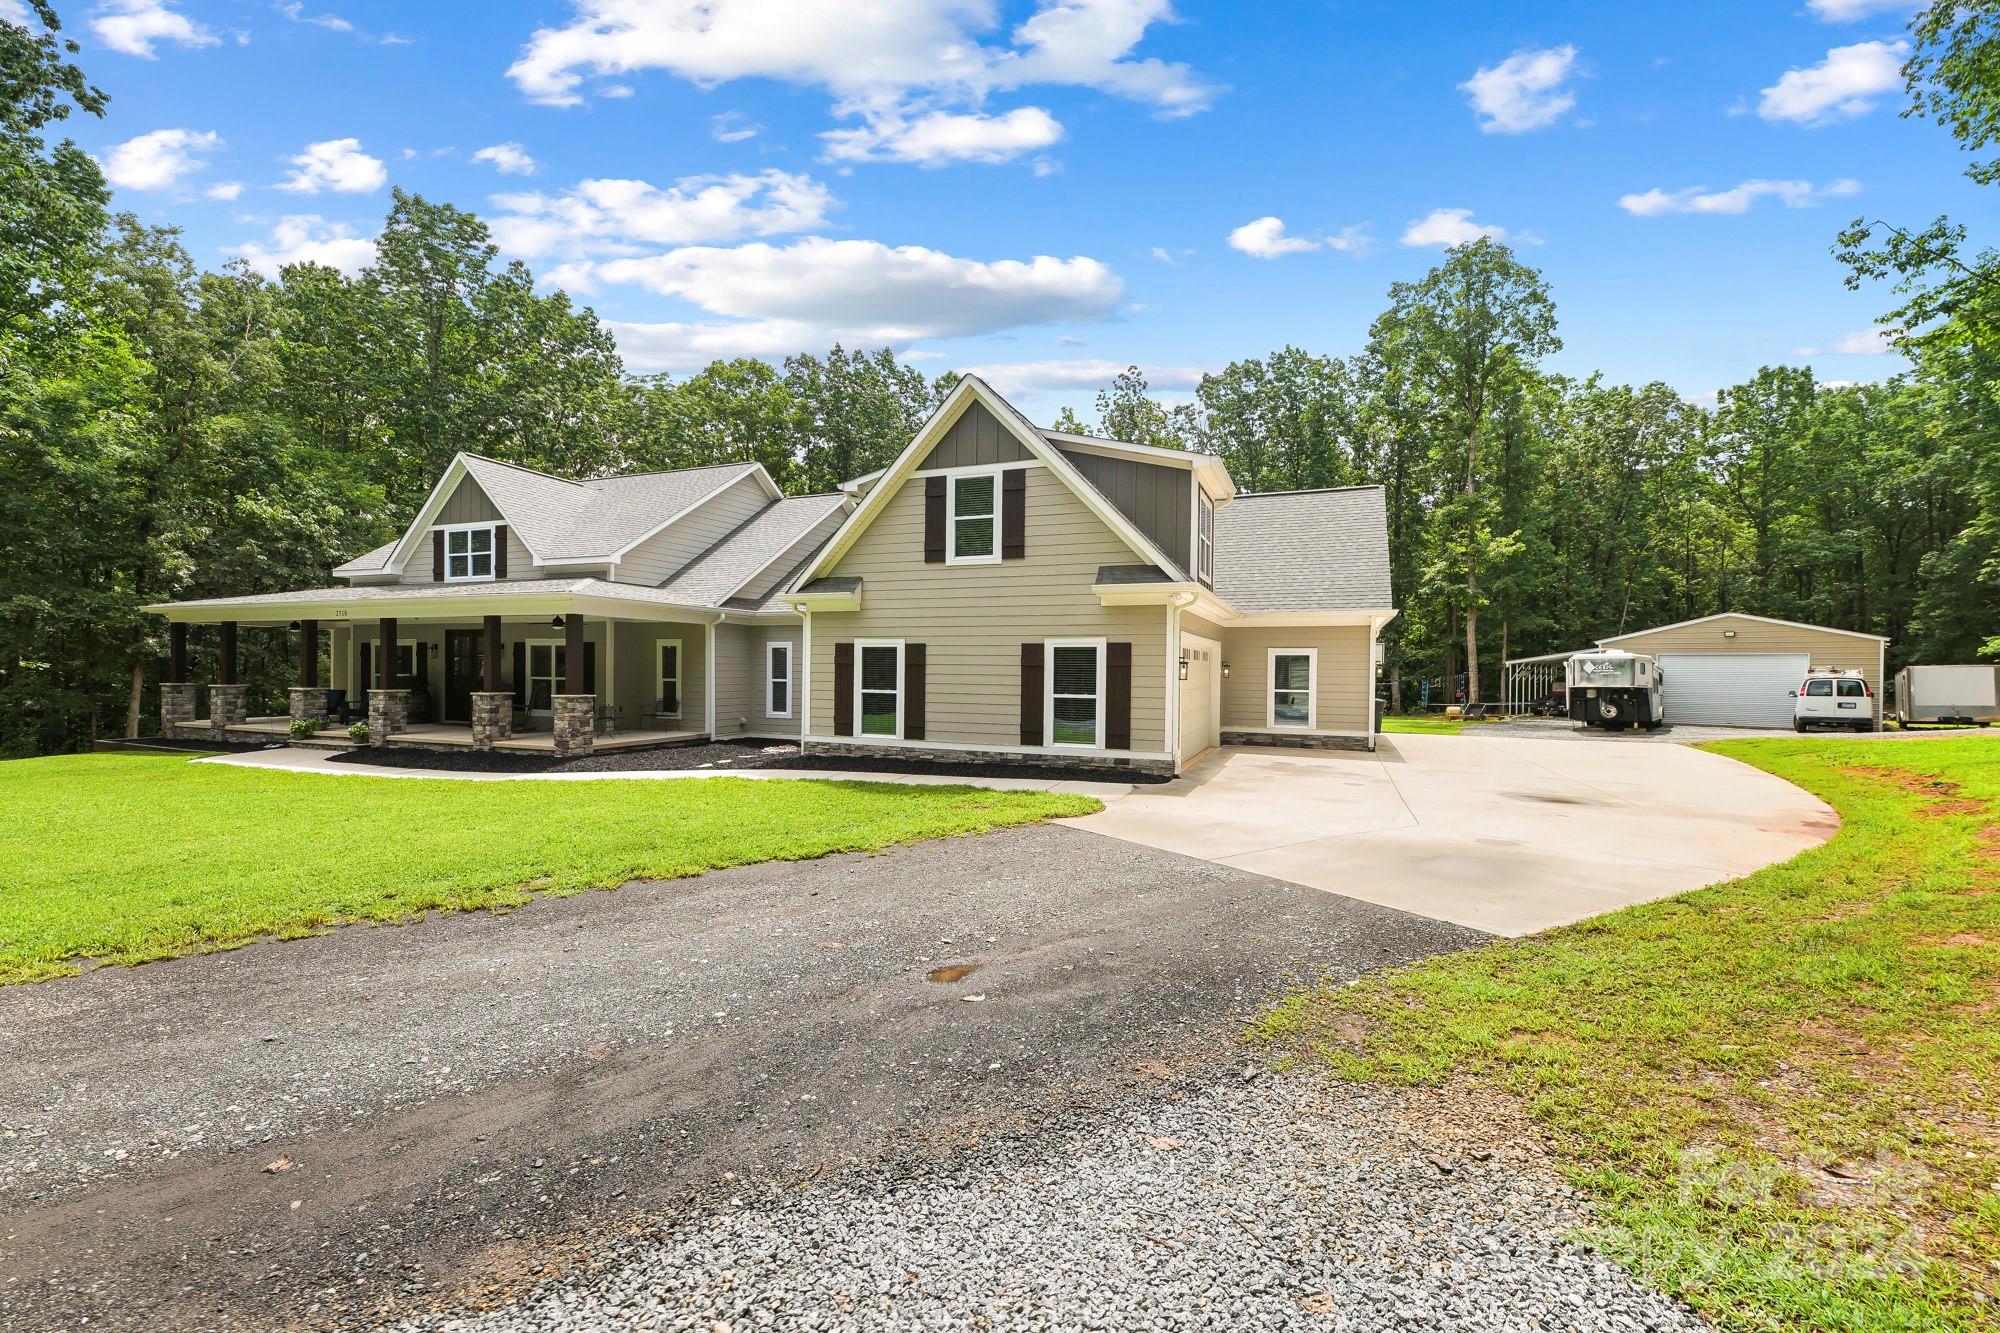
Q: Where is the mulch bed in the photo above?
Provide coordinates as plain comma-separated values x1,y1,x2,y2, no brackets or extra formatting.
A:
327,737,1173,784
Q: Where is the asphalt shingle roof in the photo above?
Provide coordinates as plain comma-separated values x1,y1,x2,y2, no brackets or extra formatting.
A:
1212,486,1392,612
657,494,848,607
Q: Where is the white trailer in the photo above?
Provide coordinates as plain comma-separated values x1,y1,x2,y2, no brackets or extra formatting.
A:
1565,649,1664,731
1893,665,2000,727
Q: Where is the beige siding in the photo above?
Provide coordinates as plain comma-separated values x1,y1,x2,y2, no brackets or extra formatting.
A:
808,465,1169,753
1218,625,1375,733
1604,615,1883,700
399,473,538,585
617,474,771,586
715,622,803,737
611,620,708,729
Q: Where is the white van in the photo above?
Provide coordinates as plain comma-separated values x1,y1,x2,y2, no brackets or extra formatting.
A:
1792,667,1874,732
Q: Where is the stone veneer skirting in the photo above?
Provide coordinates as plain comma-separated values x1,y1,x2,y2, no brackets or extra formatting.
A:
552,694,595,758
160,682,197,737
368,688,410,746
207,684,249,739
288,686,331,723
469,691,513,752
804,740,1175,779
1220,729,1372,752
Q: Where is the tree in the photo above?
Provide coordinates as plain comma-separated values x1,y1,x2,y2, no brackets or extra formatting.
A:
786,345,933,494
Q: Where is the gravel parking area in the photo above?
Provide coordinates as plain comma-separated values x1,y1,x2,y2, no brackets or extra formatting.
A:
384,1072,1706,1333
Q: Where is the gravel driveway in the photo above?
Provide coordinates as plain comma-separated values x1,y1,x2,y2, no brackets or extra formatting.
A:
0,824,1488,1331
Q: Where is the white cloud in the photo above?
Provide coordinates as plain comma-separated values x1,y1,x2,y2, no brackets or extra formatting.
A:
279,138,388,193
1807,0,1917,20
206,180,244,200
229,215,378,275
98,127,220,190
1795,327,1896,355
489,169,836,259
1619,176,1861,216
0,0,34,23
277,1,351,32
91,0,216,57
822,105,1064,165
471,142,537,175
1227,215,1318,259
1460,45,1579,133
587,236,1122,371
711,111,762,143
1758,40,1906,125
959,357,1205,396
1399,208,1509,248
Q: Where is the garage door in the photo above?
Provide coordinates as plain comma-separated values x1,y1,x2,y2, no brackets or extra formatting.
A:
1178,634,1220,763
1657,653,1808,728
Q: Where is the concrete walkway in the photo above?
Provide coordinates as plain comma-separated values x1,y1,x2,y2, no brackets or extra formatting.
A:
1064,735,1840,936
196,743,1137,799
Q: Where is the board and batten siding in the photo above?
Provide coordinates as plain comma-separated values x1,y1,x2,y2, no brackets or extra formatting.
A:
1057,449,1192,575
616,474,771,586
1215,624,1375,734
808,463,1170,754
924,401,1036,469
398,476,538,584
1603,615,1884,701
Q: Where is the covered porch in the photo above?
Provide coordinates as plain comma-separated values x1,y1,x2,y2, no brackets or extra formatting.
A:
144,581,723,758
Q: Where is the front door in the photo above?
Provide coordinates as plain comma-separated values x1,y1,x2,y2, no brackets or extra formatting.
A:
444,630,484,723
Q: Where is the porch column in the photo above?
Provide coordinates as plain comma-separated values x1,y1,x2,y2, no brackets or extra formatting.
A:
553,612,594,758
205,620,246,739
368,616,409,745
160,622,196,737
470,614,512,751
288,618,328,726
217,621,237,684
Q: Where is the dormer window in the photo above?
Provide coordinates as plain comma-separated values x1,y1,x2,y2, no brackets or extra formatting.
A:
443,524,497,581
947,470,1000,565
1197,491,1214,584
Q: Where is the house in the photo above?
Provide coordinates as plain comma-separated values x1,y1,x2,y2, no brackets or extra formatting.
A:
146,375,1397,774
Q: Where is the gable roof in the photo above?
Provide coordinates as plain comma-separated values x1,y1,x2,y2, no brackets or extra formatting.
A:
657,493,849,607
1598,611,1887,645
791,375,1185,590
1211,486,1392,613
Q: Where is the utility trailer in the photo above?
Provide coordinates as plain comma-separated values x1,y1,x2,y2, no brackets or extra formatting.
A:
1565,649,1664,731
1893,665,2000,728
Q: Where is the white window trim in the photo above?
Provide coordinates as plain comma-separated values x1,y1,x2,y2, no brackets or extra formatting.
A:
945,467,1002,566
1045,637,1109,750
765,641,793,719
855,639,904,740
655,637,684,719
522,638,563,714
438,521,499,583
1197,491,1214,585
1267,647,1318,730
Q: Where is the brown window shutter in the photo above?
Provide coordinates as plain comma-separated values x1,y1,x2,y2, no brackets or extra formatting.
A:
432,529,445,582
1020,642,1045,746
833,641,855,736
1106,642,1132,750
904,644,926,741
512,640,527,708
923,475,946,563
1002,468,1026,560
494,525,508,579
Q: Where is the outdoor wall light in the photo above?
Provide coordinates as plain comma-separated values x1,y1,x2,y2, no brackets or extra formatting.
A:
1178,655,1190,681
1221,661,1231,679
1722,629,1737,638
550,616,565,628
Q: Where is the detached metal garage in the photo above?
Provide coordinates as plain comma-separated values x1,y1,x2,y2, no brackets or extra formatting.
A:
1596,613,1888,730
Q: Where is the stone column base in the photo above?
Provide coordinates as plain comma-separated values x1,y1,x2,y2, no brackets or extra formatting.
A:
208,683,249,739
288,686,331,726
552,694,596,758
368,688,411,746
160,681,197,737
470,691,514,751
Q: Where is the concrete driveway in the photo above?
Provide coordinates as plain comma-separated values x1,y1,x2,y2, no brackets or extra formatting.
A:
1067,734,1838,935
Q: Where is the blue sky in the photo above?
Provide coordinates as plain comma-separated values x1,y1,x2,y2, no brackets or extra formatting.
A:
39,0,1989,418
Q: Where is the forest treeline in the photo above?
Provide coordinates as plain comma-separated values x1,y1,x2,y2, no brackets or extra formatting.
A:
3,0,1997,755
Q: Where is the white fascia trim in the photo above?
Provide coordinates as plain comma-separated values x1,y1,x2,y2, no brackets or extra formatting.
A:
790,375,1185,591
1598,611,1888,645
707,502,852,608
1094,581,1200,607
786,589,862,613
806,734,1174,764
600,466,774,565
1044,432,1238,503
718,606,807,625
1225,608,1399,628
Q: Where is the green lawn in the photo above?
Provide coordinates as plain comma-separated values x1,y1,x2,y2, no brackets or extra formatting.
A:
0,753,1099,985
1380,714,1468,735
1253,735,2000,1332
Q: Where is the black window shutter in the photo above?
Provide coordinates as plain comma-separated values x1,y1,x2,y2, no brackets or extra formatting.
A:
1002,469,1026,560
494,525,508,579
904,644,926,741
432,529,445,582
833,641,855,736
924,475,946,563
512,639,527,707
1020,642,1045,746
1106,642,1132,750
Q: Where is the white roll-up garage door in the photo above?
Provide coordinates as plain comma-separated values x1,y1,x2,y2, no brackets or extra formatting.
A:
1657,653,1808,728
1178,634,1220,763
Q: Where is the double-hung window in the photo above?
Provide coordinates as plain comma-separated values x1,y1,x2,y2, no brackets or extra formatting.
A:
766,642,792,719
656,639,682,717
858,642,901,737
1047,639,1105,748
526,641,565,711
948,470,1000,564
1269,648,1316,729
443,525,496,581
1197,492,1214,584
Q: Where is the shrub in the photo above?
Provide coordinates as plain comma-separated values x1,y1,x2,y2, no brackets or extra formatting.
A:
287,718,321,739
346,722,370,744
